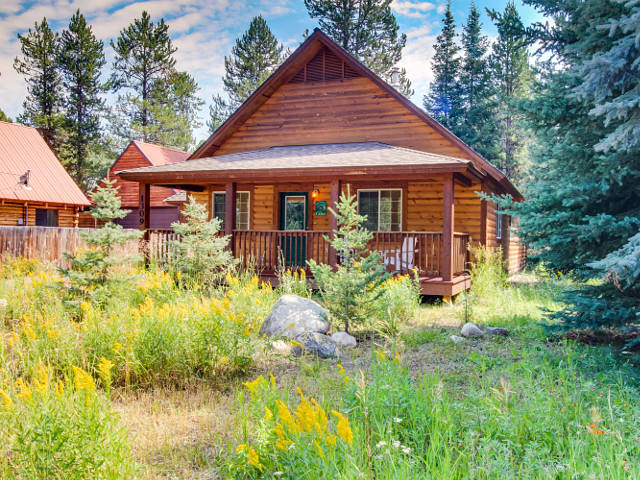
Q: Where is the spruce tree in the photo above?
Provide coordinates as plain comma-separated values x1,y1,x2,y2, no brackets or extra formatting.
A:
109,11,201,149
304,0,412,96
0,109,12,123
457,3,497,159
424,0,461,131
207,94,233,133
223,16,284,109
487,2,531,179
58,10,106,191
13,17,62,151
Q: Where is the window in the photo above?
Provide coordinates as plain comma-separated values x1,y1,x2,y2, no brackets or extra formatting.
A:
496,207,502,240
35,209,58,227
357,189,402,231
212,191,250,230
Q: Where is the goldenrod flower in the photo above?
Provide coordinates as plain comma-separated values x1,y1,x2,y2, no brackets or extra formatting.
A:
236,444,246,453
97,357,114,388
264,407,273,420
15,378,32,401
33,365,50,395
332,410,354,445
72,366,96,392
55,380,65,397
276,400,300,434
325,434,337,447
294,388,315,432
247,446,261,468
0,389,12,408
243,375,266,398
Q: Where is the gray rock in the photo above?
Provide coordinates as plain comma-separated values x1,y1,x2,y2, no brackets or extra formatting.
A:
487,327,509,337
461,322,485,338
331,332,357,348
292,332,339,359
260,294,330,339
450,335,467,344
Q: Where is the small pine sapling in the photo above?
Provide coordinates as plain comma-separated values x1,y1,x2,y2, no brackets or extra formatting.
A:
308,190,390,333
168,195,237,288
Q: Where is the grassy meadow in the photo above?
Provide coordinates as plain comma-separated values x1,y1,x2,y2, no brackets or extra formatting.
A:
0,257,639,479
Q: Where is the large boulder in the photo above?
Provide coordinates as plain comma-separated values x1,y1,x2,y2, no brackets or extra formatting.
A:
461,322,485,338
331,332,357,348
260,294,330,339
292,332,339,359
487,327,510,337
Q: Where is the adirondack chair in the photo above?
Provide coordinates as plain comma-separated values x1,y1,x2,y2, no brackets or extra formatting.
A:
382,236,418,272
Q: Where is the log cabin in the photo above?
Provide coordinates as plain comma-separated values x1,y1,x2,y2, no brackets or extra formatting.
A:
0,121,90,227
117,29,526,296
81,141,190,229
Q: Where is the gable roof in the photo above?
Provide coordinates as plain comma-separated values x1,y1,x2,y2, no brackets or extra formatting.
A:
0,121,90,206
191,29,521,199
132,140,190,166
118,142,484,183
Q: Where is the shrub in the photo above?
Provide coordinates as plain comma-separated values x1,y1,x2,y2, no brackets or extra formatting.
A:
373,273,421,325
308,191,389,333
168,195,236,289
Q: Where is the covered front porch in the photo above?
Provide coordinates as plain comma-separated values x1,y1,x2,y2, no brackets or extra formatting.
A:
119,142,485,297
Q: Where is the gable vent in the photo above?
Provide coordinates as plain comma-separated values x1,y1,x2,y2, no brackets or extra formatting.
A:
289,46,362,83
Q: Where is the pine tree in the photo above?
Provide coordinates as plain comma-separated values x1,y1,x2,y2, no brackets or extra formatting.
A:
457,2,497,159
424,0,461,131
109,11,201,149
487,2,531,179
304,0,412,96
13,17,62,151
0,109,11,123
207,94,233,133
223,16,284,109
58,10,106,191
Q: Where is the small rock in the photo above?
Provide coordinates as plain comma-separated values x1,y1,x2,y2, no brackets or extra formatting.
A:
292,332,339,359
270,340,292,354
259,294,330,339
461,322,485,338
331,332,357,348
487,327,509,337
450,335,467,344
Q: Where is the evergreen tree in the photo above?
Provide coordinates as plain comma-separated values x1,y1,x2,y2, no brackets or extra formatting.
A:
207,94,233,133
457,2,497,159
0,109,11,123
13,18,62,151
487,2,531,179
58,10,106,191
424,0,461,131
304,0,412,96
493,0,639,341
223,16,284,109
109,11,201,149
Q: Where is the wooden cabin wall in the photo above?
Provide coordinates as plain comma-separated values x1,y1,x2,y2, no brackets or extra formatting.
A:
102,145,177,207
213,78,473,160
483,181,500,249
0,202,78,227
501,216,527,274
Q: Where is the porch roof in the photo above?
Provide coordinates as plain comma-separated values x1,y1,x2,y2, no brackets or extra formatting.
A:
117,142,485,185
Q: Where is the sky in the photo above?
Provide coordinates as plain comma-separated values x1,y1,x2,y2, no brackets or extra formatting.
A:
0,0,547,144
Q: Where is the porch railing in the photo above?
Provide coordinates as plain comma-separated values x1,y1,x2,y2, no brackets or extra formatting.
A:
147,229,470,277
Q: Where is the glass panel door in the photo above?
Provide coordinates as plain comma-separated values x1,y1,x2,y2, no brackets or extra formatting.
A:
279,193,308,268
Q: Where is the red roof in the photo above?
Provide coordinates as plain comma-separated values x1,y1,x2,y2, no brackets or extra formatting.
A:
132,141,190,166
0,121,90,206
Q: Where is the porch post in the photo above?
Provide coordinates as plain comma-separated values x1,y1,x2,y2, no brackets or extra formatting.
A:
328,179,341,266
138,183,150,235
441,173,454,281
225,181,237,254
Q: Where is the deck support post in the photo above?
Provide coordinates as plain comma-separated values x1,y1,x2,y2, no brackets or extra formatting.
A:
225,181,237,254
139,183,151,261
328,179,341,267
441,173,454,282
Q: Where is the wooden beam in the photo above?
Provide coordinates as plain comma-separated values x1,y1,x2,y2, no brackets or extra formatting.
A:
328,179,341,266
139,182,150,234
480,179,488,246
441,173,455,281
225,181,237,254
454,173,472,188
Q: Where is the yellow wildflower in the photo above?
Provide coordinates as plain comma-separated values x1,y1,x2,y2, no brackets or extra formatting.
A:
276,400,300,434
0,389,12,408
264,406,273,420
113,342,122,353
219,358,229,364
247,446,261,468
294,388,316,432
243,375,266,399
332,410,354,445
15,378,32,401
270,372,276,386
312,399,328,434
97,357,114,388
236,444,246,453
55,380,65,397
273,422,292,452
33,365,50,395
72,366,96,392
314,440,325,459
375,349,386,361
325,434,337,447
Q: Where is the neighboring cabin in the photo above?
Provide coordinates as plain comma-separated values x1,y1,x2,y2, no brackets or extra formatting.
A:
0,121,90,227
119,30,526,296
81,141,189,229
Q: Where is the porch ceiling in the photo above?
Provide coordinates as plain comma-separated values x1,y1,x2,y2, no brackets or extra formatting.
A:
116,142,485,186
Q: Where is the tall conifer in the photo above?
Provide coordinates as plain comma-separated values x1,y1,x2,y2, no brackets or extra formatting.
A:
14,18,62,151
58,10,106,190
424,0,461,130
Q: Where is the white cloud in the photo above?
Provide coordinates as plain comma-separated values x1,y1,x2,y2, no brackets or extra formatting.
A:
437,4,446,15
392,0,436,19
398,24,439,104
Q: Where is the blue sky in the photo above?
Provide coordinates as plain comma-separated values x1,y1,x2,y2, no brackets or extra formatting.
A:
0,0,547,143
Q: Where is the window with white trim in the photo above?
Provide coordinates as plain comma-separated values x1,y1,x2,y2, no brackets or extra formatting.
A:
357,189,402,231
212,191,250,230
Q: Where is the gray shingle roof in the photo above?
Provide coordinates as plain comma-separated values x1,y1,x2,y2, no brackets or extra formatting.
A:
118,142,471,177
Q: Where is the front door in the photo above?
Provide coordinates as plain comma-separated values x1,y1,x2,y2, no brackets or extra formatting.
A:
280,193,308,268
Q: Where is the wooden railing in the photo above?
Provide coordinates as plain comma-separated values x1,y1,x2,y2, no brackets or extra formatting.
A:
453,233,470,275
